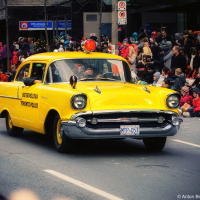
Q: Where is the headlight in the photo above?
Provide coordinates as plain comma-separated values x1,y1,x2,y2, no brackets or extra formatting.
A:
166,94,180,109
71,94,87,110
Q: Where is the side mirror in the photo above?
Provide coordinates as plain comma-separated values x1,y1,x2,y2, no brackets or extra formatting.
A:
23,78,36,86
69,75,78,89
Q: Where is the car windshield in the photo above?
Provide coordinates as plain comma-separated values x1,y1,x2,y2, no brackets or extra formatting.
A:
47,59,131,83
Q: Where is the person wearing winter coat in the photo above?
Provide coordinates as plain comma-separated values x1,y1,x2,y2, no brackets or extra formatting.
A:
192,72,200,89
169,68,186,92
11,51,19,66
152,72,161,86
180,86,193,107
171,46,187,72
0,69,8,82
186,88,200,117
119,39,129,59
156,67,170,87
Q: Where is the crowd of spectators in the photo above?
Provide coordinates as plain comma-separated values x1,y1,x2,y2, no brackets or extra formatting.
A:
0,29,200,117
118,29,200,117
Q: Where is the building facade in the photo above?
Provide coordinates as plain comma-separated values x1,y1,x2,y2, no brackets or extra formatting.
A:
0,0,199,43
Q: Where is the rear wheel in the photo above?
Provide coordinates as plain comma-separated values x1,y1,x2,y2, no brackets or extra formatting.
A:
143,137,167,152
5,114,23,136
53,114,73,152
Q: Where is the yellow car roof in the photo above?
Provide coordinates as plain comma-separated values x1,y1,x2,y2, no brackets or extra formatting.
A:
25,52,127,62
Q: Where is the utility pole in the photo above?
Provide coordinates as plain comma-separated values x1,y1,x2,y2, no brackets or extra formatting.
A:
5,0,9,72
111,0,118,51
98,0,103,43
44,0,50,51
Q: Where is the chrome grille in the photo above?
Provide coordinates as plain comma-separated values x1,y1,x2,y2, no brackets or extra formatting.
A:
74,111,172,129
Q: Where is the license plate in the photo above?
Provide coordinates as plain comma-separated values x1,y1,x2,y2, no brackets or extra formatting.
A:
120,125,140,136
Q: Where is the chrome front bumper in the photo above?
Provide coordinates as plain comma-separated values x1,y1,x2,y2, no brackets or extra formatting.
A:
61,110,182,139
61,122,179,139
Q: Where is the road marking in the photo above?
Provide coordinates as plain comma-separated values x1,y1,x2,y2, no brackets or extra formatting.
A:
44,169,124,200
172,139,200,148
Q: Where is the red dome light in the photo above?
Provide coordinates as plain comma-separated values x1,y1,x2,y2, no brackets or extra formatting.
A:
84,39,96,52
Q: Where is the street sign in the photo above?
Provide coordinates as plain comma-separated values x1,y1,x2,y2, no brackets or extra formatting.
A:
118,10,127,25
118,0,127,25
118,10,127,19
118,1,126,11
19,21,72,31
19,22,29,30
118,18,127,25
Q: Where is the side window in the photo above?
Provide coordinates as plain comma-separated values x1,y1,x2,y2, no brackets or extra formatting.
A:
123,61,136,83
48,63,62,83
16,64,30,81
30,63,46,81
46,67,51,83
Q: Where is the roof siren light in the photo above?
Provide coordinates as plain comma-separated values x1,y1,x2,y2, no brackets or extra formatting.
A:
84,39,96,53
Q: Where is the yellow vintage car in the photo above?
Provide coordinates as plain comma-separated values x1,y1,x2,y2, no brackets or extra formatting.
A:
0,50,182,152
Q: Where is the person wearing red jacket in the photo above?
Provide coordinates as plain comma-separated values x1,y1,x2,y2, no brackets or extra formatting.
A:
119,39,129,59
187,88,200,117
192,91,200,112
11,50,19,66
180,86,193,107
0,70,8,82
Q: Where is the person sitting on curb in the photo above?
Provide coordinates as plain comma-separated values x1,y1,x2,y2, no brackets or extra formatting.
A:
180,86,193,114
183,88,200,117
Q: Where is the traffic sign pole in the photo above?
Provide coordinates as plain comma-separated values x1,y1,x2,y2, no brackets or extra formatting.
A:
112,0,118,47
118,0,127,25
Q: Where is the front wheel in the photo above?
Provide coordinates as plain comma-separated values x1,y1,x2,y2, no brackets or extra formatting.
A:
6,114,23,136
53,114,73,153
143,137,167,152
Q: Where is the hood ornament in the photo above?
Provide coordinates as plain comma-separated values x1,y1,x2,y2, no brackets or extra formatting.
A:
143,87,150,93
94,86,101,94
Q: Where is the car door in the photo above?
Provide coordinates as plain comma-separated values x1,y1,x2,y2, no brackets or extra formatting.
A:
18,62,47,133
8,62,31,127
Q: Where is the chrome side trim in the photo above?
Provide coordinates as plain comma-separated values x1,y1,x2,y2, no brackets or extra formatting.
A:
71,109,177,120
0,95,21,100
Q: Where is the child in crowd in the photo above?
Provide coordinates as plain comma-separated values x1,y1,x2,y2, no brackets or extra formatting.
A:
180,86,193,113
152,72,160,86
184,88,200,117
162,79,171,89
156,67,170,87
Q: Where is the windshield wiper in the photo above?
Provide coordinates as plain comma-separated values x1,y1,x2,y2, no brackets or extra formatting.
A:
79,78,97,81
96,78,117,81
79,77,117,81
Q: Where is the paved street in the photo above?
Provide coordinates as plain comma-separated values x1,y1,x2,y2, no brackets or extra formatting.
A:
0,118,200,200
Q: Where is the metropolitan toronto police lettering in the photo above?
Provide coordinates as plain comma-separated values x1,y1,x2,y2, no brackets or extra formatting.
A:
21,93,38,108
21,101,38,108
22,93,38,99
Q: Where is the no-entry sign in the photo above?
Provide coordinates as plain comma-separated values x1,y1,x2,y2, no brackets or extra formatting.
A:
118,1,126,11
118,11,127,19
118,10,127,25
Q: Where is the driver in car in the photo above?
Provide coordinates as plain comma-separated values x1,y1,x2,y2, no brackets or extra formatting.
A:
83,67,94,78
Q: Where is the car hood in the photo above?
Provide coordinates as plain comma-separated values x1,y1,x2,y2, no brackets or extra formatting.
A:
73,82,173,111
